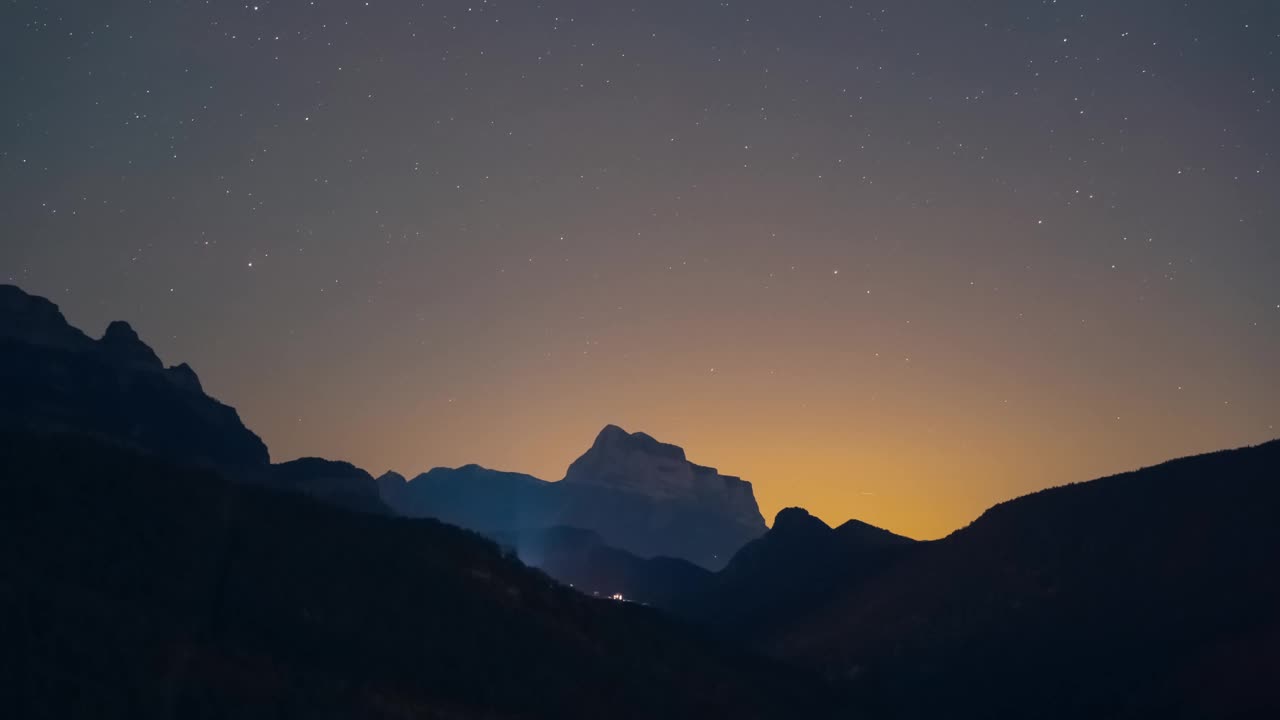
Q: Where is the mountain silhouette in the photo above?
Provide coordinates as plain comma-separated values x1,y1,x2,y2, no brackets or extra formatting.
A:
379,425,768,569
0,285,269,469
0,285,383,513
673,507,916,635
4,282,1277,718
0,429,829,719
378,464,557,532
493,526,713,608
557,424,767,567
767,440,1280,719
495,506,916,618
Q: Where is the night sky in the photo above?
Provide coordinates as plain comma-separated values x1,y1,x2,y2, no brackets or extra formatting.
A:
3,1,1278,539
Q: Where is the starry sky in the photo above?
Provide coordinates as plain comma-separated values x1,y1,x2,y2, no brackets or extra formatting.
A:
3,1,1278,539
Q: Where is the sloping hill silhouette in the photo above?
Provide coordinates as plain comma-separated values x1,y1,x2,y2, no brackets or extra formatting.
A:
0,430,832,720
0,284,384,513
673,507,915,637
771,441,1280,720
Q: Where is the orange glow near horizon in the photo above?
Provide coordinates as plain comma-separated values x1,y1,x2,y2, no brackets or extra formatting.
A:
43,200,1280,541
222,304,1276,540
14,2,1277,543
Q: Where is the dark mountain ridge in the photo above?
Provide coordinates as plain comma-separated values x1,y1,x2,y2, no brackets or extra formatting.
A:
269,457,387,515
0,284,269,470
0,284,838,716
378,464,556,533
672,507,917,636
5,283,1278,719
0,430,831,719
0,284,384,513
482,504,920,621
770,440,1280,719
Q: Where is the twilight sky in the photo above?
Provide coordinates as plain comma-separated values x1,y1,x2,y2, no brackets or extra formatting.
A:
3,0,1278,539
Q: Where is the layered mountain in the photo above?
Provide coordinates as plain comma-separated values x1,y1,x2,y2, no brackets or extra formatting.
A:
556,425,768,567
494,526,714,608
269,458,387,515
0,285,383,513
377,464,557,532
0,429,830,719
489,507,916,617
378,425,768,569
0,284,268,470
767,440,1280,719
562,425,763,523
673,507,916,635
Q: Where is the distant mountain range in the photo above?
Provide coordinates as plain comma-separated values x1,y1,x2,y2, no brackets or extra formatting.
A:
2,282,1278,719
0,283,823,718
378,423,768,570
2,282,766,570
492,526,714,609
0,280,762,562
0,429,826,719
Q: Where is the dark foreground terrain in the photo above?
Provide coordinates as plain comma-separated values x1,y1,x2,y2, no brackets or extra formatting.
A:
768,440,1280,720
3,284,1279,719
0,431,831,720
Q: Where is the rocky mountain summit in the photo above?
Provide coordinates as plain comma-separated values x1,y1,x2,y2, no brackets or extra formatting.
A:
563,424,765,528
0,285,762,558
379,425,768,569
0,284,270,470
0,284,383,512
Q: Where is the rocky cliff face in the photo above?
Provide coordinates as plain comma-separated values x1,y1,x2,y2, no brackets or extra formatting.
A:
562,424,765,529
555,425,767,568
0,284,384,513
381,425,768,570
0,284,270,470
0,284,96,351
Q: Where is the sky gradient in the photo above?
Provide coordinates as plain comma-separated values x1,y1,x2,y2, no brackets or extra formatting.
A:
3,0,1278,539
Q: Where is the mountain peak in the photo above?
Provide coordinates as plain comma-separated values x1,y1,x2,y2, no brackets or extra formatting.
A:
596,423,627,440
772,507,833,534
365,424,769,570
562,425,766,538
376,470,406,484
102,319,141,342
590,424,688,462
1,284,270,470
99,320,163,370
834,517,915,547
165,362,204,393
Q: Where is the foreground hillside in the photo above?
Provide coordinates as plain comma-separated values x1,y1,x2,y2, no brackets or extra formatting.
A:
771,441,1280,720
673,507,916,639
0,431,831,720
